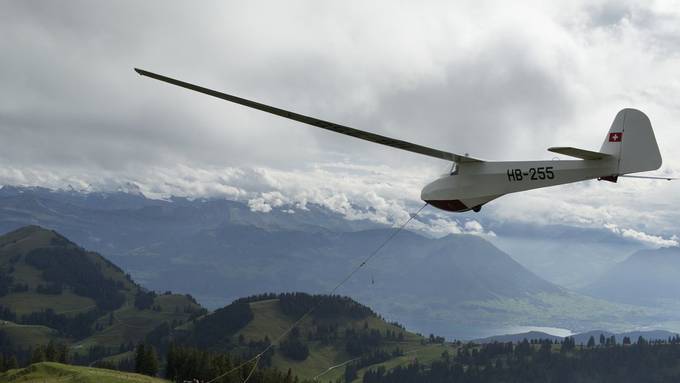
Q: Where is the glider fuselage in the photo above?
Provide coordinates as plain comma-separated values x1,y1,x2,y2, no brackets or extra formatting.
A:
421,159,618,212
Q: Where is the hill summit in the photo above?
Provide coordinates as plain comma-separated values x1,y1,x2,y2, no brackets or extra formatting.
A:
0,225,134,312
0,225,202,361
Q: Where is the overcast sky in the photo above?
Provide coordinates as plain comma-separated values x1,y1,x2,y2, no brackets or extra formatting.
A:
1,1,679,246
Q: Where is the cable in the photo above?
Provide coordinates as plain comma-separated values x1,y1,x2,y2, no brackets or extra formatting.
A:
241,356,260,383
312,356,361,381
205,203,428,383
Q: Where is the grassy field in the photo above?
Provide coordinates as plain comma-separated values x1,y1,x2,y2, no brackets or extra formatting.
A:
0,291,96,317
349,343,452,383
76,294,201,350
0,362,168,383
0,321,65,346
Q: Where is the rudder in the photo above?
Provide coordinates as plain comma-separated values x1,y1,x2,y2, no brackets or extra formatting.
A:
600,108,662,174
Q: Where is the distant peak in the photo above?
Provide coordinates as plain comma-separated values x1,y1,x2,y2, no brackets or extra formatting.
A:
116,182,144,196
7,225,52,236
1,225,72,246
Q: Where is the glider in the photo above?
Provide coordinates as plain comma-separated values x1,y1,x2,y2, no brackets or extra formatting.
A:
135,68,671,213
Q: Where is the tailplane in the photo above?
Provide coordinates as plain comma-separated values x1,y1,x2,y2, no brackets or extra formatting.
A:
600,108,662,174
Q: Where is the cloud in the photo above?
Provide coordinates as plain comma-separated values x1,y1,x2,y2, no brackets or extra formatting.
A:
247,191,289,213
247,198,272,213
604,223,679,248
0,161,498,238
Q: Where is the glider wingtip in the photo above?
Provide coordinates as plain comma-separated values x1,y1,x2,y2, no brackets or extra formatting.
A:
134,68,146,76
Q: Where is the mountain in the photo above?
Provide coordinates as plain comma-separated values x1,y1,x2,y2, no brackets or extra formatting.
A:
0,226,449,380
581,247,680,306
0,226,202,360
1,224,676,382
473,331,563,344
0,185,382,240
474,329,679,345
0,186,665,339
488,222,646,289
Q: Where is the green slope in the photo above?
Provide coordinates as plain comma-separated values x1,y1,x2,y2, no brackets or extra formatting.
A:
0,226,202,357
180,294,443,382
0,362,168,383
0,227,452,381
77,294,203,350
346,343,452,383
0,321,64,346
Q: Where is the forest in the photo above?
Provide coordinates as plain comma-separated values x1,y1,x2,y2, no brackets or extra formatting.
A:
363,336,680,383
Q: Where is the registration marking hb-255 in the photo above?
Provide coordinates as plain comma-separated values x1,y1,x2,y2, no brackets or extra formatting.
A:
507,166,555,182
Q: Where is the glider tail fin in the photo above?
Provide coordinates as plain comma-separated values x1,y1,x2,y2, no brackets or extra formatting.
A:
600,108,662,174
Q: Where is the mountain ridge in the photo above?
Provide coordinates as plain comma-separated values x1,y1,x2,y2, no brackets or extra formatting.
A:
0,186,669,339
474,329,680,345
581,246,680,306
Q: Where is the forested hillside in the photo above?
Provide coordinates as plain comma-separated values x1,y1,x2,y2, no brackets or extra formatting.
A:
1,226,680,383
146,292,445,381
0,226,446,381
362,336,680,383
0,226,203,366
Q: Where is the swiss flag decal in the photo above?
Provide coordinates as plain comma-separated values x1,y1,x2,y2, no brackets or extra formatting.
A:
609,132,623,142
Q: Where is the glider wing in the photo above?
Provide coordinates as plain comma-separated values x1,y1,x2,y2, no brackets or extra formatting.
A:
134,68,482,163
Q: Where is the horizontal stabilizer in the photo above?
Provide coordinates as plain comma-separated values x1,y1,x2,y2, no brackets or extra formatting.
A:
547,147,613,160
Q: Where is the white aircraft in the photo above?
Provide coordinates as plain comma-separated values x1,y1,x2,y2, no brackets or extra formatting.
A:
135,68,672,213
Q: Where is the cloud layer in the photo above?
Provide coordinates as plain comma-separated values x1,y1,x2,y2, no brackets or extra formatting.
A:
1,1,679,246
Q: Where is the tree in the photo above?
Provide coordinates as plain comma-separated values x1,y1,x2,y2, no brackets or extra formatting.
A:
561,337,575,352
134,290,156,310
344,364,358,383
144,346,159,376
31,347,45,364
135,343,146,373
5,356,18,370
134,343,158,376
165,343,178,379
45,340,57,361
587,336,596,348
285,368,295,383
279,337,309,361
441,350,450,363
